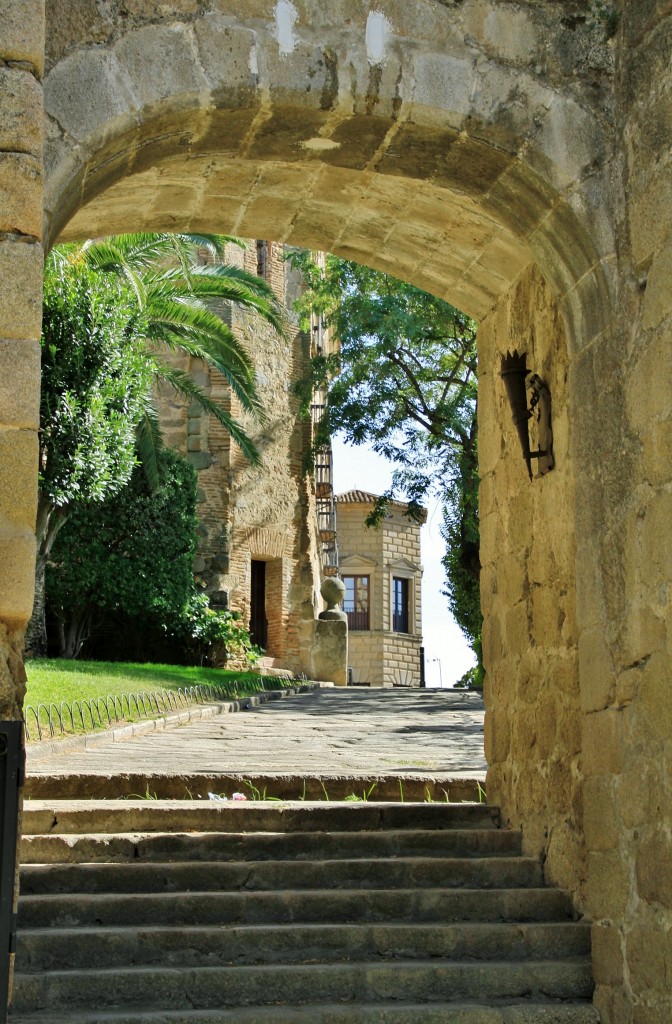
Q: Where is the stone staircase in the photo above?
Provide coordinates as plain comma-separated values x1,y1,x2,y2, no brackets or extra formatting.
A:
10,800,599,1023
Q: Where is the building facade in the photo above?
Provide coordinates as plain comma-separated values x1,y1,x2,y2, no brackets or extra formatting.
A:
336,491,425,688
158,240,324,674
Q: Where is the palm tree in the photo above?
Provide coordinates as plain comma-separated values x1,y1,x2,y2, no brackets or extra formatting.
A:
29,233,286,654
56,232,286,475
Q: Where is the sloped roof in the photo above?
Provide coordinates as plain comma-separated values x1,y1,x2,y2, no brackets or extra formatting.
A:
335,489,384,505
335,490,427,522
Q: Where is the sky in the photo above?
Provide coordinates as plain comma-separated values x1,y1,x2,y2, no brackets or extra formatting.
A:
331,437,476,689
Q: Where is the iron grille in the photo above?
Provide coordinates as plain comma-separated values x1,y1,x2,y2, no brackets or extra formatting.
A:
0,722,24,1022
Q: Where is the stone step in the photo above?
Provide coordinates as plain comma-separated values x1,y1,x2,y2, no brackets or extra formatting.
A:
21,800,500,835
12,800,595,1023
19,856,543,895
20,826,521,864
7,1002,601,1023
10,960,595,1014
16,921,592,972
23,772,483,804
18,887,575,929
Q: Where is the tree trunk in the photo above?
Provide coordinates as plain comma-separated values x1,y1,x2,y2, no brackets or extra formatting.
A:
58,608,92,660
25,562,47,657
25,495,70,658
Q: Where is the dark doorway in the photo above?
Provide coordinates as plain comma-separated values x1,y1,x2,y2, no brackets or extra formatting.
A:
250,560,268,650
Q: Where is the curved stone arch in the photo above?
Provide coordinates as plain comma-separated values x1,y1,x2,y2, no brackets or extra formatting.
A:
43,0,615,350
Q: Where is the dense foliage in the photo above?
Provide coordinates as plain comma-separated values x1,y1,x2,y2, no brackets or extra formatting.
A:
290,252,482,676
165,591,263,669
47,450,261,666
38,260,155,572
47,450,198,658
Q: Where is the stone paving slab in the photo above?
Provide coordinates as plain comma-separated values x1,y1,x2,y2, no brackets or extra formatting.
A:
26,687,486,781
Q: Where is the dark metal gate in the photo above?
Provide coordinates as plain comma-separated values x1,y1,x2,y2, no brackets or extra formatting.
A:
0,722,24,1023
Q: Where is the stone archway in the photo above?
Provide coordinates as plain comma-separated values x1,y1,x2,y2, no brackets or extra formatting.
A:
43,0,613,333
3,3,672,1021
37,0,616,888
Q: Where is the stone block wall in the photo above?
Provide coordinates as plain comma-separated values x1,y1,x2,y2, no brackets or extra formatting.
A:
573,8,672,1022
347,632,382,688
381,506,423,637
479,263,582,894
0,0,44,720
382,633,423,688
0,3,45,1007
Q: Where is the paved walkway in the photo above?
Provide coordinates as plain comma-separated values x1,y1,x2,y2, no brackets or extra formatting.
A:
26,687,486,780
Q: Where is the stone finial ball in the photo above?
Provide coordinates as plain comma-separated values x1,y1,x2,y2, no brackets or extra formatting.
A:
321,576,346,607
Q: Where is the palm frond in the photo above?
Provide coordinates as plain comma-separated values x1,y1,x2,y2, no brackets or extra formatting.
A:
54,231,278,461
80,234,178,272
142,264,288,339
156,362,262,466
136,294,261,412
193,264,289,337
77,239,149,305
150,326,260,409
135,406,165,492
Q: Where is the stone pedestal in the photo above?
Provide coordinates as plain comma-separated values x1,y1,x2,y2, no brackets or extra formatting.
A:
310,619,347,688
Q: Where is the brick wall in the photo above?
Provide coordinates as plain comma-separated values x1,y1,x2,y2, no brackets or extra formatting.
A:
156,240,322,672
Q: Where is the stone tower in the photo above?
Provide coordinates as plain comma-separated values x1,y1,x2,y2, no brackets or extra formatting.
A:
337,490,426,688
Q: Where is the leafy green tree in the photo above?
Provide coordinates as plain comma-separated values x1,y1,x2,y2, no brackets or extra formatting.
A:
290,252,482,674
38,259,155,578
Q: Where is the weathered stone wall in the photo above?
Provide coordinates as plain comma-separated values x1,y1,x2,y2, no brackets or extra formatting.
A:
0,0,44,719
158,241,322,674
575,8,672,1023
480,263,582,894
43,0,614,342
478,12,672,1019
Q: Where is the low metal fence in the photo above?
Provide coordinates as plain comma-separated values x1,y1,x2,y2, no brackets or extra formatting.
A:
22,680,286,742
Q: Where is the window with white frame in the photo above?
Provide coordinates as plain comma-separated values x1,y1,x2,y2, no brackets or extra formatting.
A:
343,575,370,631
392,576,410,633
387,558,419,635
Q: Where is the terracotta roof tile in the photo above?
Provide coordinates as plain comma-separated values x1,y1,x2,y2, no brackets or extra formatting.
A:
335,490,427,521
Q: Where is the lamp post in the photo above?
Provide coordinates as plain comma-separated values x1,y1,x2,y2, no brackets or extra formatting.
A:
428,657,443,689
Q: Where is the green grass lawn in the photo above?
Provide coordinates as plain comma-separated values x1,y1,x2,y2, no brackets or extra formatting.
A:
24,658,292,740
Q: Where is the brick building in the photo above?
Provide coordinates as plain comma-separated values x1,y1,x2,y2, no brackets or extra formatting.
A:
336,491,426,688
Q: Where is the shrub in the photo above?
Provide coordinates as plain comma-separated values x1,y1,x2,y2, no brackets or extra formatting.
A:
165,591,263,668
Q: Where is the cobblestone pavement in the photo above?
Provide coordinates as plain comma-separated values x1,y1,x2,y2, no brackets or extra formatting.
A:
27,687,486,780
